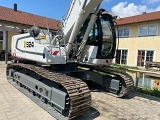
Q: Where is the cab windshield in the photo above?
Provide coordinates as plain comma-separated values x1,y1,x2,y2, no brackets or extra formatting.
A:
100,17,115,58
77,13,116,59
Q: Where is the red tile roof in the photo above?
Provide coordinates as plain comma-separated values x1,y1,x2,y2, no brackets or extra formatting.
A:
0,6,59,30
115,11,160,26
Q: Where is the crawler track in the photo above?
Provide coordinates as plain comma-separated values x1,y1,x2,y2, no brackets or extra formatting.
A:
78,64,134,97
6,63,91,120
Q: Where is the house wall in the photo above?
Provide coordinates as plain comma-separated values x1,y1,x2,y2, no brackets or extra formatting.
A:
8,31,19,51
117,20,160,66
0,25,20,51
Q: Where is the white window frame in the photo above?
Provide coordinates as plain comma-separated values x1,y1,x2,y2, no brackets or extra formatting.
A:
136,49,155,66
117,28,130,38
138,75,151,89
121,49,128,64
138,24,158,37
116,49,128,65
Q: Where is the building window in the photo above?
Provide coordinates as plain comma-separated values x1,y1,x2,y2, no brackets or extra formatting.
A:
0,31,3,51
137,50,154,66
118,28,130,38
115,49,128,64
138,76,151,89
138,25,157,36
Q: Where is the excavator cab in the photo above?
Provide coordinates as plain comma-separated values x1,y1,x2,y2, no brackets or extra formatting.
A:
79,10,117,65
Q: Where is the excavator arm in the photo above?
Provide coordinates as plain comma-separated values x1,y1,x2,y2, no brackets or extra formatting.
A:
60,0,103,57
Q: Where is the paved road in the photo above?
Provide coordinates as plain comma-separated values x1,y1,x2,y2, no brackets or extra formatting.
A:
1,61,160,120
77,92,160,120
0,62,55,120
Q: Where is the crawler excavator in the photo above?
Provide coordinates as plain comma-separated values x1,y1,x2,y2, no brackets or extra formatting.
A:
6,0,134,119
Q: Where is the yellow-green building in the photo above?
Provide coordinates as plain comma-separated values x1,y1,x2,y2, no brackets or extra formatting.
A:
115,11,160,67
0,4,58,59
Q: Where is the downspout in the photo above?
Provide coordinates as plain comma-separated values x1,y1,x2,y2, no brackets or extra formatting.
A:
5,31,8,64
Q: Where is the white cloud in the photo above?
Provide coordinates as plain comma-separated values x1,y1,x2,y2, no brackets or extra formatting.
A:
111,2,160,18
143,0,160,4
155,5,160,11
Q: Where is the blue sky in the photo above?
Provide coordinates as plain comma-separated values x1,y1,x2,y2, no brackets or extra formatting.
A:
0,0,160,19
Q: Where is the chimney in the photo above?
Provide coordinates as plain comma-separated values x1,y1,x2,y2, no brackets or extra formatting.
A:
143,12,146,14
14,3,17,11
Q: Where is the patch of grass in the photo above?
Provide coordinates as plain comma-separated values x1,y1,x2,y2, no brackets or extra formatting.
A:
137,87,160,98
111,63,139,70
